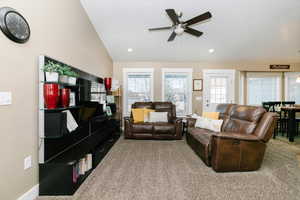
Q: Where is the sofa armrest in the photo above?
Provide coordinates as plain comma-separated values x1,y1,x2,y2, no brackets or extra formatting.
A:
187,118,197,128
211,132,266,172
124,116,132,123
213,132,260,141
170,117,183,139
171,117,182,124
124,117,133,138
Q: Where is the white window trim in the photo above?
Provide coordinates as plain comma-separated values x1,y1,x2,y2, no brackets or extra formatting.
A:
284,72,300,101
246,72,282,105
161,68,193,116
239,71,245,105
122,68,154,116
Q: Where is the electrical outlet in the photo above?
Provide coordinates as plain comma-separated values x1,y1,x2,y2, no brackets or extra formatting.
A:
24,156,32,170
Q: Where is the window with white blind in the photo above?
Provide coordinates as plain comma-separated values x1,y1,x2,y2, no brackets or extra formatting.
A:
123,68,154,116
162,68,192,116
246,72,281,105
285,72,300,104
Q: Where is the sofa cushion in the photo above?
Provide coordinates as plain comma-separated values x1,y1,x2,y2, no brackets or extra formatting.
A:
195,117,223,132
223,105,266,135
216,104,235,120
132,108,146,123
153,123,175,135
153,102,176,122
202,112,220,120
149,112,168,123
132,122,153,133
188,128,215,165
230,105,266,123
132,102,154,109
189,128,215,144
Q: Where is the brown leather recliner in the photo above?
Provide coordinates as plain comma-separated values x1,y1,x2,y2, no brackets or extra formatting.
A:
124,102,183,140
186,104,277,172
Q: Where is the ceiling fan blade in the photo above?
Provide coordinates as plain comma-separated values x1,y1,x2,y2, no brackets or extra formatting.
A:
184,11,212,26
167,32,176,42
184,27,203,37
166,9,180,25
148,26,173,31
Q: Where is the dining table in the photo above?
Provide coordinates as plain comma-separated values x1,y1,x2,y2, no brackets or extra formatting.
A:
281,106,300,142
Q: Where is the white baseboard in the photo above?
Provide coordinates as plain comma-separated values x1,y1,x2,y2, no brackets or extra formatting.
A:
17,184,39,200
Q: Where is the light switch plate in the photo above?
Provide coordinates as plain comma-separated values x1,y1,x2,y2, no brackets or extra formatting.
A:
0,92,12,105
24,156,32,170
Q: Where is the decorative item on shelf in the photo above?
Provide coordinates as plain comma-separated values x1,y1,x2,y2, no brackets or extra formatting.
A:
44,83,59,109
43,61,60,82
193,79,203,91
60,88,70,108
67,70,79,85
106,95,115,104
69,92,76,106
111,79,120,91
104,77,112,91
58,64,71,84
106,105,112,116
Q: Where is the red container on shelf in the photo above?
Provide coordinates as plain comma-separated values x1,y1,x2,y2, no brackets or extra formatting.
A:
44,83,59,109
104,77,112,91
61,88,70,108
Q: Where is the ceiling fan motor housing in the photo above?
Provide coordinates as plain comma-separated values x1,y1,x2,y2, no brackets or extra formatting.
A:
174,24,184,35
148,9,212,41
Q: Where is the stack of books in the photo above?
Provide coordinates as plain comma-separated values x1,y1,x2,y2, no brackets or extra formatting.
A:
72,154,92,183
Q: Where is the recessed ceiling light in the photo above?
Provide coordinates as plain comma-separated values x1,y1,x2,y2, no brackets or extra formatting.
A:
209,49,215,53
127,48,133,52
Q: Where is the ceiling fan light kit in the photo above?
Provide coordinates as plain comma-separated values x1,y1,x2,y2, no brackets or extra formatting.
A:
148,9,212,42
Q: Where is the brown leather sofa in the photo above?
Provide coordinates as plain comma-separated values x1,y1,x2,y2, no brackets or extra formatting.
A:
124,102,183,140
186,104,277,172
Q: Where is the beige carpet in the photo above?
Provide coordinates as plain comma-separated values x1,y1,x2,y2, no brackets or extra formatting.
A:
37,138,300,200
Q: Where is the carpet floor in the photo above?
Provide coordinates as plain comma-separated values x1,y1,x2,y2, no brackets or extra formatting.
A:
37,138,300,200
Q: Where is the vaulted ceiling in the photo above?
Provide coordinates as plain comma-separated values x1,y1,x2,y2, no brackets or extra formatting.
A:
80,0,300,63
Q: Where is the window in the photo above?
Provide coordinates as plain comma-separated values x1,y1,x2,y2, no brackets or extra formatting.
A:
285,72,300,104
123,68,153,116
162,68,192,116
210,77,227,103
247,72,281,105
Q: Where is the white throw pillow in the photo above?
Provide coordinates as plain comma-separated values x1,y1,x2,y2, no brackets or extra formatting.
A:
195,117,223,132
149,112,168,123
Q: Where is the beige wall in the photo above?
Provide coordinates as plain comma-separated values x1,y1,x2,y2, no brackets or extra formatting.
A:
0,1,112,199
113,62,300,114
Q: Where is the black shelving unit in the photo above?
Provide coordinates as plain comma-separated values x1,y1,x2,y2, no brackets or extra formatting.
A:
38,55,120,196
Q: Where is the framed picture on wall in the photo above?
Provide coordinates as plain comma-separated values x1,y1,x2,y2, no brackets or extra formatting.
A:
193,79,203,91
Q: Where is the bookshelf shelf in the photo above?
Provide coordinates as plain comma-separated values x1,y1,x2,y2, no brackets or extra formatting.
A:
41,105,82,112
41,81,81,87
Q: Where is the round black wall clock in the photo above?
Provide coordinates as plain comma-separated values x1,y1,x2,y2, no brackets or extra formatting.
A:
0,7,30,43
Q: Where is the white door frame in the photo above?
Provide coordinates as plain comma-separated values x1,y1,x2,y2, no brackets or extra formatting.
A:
202,69,236,112
161,68,193,116
122,68,154,116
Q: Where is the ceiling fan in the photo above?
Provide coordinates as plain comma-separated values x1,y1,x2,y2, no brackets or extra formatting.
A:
148,9,212,42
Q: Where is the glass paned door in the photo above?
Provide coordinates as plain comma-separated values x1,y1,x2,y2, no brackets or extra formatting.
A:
203,70,235,112
210,77,227,104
